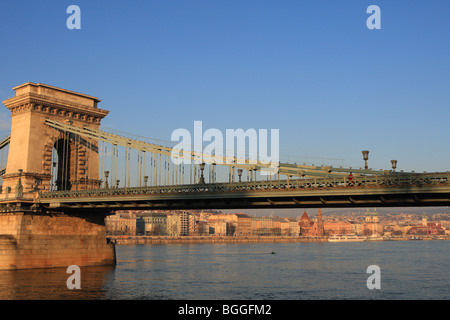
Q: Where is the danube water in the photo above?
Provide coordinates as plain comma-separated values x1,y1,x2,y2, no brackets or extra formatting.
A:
0,240,448,300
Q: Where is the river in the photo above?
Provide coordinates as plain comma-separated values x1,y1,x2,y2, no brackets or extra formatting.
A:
0,240,448,300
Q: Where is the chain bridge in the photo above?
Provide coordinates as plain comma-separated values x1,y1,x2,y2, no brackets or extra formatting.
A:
1,82,449,270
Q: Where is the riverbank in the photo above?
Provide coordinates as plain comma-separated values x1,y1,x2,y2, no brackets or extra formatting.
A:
108,235,328,245
107,235,450,245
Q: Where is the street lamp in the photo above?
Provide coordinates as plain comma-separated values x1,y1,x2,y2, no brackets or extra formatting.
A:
391,160,397,172
104,171,109,189
199,162,206,184
237,169,243,182
362,150,369,170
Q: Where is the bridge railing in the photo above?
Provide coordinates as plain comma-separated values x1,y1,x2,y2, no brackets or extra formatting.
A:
39,171,450,199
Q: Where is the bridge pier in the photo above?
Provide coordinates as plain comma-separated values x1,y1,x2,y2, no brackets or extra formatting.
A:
0,210,115,270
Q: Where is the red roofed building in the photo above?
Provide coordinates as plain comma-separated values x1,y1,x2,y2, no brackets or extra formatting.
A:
407,214,445,235
298,209,325,236
298,211,315,236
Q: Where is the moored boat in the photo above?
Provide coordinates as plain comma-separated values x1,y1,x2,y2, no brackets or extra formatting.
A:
328,234,366,242
365,235,384,241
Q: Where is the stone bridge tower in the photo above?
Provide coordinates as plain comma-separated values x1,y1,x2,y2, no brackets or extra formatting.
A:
2,82,109,197
0,83,115,271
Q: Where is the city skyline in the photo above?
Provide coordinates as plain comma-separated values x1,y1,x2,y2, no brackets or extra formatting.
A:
107,207,450,221
0,1,449,173
105,207,450,238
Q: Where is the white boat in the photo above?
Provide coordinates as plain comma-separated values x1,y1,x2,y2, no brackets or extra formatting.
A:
365,235,384,241
328,234,366,242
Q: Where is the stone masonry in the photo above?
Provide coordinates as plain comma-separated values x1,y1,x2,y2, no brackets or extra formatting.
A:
0,212,116,270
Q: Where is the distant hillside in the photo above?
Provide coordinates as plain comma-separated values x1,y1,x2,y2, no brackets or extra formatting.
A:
226,207,450,218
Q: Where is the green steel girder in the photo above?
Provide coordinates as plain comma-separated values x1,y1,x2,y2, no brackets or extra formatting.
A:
0,135,10,150
44,119,394,179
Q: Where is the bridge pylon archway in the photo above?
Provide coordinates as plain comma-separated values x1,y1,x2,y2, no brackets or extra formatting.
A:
1,82,109,197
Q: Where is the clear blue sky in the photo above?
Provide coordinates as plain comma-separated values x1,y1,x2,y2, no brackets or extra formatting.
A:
1,0,449,172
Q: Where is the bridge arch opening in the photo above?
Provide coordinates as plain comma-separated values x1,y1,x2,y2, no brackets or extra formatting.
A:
50,137,72,191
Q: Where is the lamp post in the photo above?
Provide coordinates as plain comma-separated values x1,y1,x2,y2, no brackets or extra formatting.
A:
362,150,369,170
391,160,397,172
199,162,206,184
104,171,109,189
237,169,243,182
212,163,216,183
16,169,23,198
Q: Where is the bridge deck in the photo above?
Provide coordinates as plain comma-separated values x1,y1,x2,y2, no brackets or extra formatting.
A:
36,173,450,211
